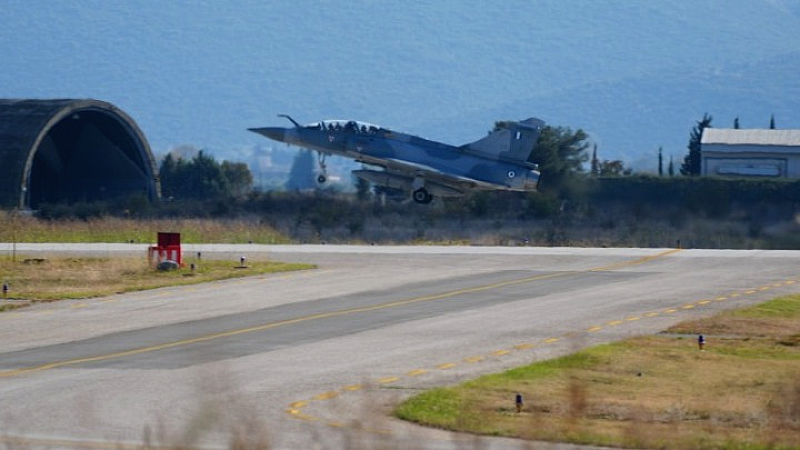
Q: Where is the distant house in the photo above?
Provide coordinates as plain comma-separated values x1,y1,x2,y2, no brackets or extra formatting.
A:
701,129,800,178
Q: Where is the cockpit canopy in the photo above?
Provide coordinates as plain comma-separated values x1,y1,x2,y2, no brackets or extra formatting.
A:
303,120,390,135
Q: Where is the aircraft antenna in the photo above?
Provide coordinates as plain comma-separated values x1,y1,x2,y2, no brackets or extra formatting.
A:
278,114,301,127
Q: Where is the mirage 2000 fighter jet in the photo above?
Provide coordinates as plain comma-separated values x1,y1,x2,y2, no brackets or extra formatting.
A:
249,115,542,204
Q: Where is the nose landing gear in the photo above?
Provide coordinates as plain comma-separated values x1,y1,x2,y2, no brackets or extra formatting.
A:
317,152,328,184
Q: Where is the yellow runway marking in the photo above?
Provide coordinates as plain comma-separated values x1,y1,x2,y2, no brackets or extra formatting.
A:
344,384,363,391
4,248,684,381
730,293,741,297
645,312,660,317
665,309,678,313
682,304,695,309
589,249,681,272
746,290,757,294
698,300,711,305
607,320,623,326
759,286,770,291
313,391,338,400
281,248,686,427
626,316,640,321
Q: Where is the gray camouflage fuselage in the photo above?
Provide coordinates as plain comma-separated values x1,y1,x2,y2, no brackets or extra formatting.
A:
250,116,542,203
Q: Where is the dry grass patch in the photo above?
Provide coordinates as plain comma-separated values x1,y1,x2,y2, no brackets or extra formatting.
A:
0,255,313,304
0,216,290,244
396,295,800,450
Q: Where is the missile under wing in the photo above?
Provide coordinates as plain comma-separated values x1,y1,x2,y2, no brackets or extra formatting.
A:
249,115,542,204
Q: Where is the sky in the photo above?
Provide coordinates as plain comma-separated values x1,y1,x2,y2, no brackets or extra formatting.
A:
2,0,799,171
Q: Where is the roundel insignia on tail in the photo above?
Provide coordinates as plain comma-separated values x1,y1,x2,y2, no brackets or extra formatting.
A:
507,170,516,179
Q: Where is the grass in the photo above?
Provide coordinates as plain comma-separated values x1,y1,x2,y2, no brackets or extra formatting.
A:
0,216,291,244
0,255,314,304
396,295,800,450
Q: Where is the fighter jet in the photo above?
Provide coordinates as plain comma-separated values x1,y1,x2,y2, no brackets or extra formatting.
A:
249,115,542,204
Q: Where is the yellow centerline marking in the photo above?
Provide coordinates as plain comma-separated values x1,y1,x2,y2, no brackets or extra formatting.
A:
283,248,688,426
607,320,623,326
4,249,684,381
698,300,711,305
0,272,569,378
645,312,660,317
626,316,640,321
313,391,338,401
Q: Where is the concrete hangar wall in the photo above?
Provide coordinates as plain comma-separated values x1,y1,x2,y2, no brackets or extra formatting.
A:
701,128,800,178
0,99,160,209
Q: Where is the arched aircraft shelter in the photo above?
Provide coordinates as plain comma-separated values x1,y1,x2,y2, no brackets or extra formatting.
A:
0,99,160,209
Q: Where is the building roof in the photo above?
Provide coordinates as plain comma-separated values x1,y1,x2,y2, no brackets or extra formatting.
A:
701,128,800,146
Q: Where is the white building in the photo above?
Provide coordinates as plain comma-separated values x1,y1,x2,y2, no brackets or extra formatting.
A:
701,129,800,178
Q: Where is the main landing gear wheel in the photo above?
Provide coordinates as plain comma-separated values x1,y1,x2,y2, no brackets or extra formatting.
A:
317,174,327,183
412,188,433,204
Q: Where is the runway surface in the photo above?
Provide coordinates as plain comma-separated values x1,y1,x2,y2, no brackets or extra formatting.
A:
1,245,799,450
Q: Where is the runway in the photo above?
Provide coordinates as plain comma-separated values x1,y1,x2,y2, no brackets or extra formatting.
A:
1,245,799,449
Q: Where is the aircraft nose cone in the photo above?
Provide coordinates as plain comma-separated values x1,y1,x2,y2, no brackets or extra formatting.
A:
248,127,286,142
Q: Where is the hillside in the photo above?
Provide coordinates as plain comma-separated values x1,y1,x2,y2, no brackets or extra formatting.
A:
2,0,799,176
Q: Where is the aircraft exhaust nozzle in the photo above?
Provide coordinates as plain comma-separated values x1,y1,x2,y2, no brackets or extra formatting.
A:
248,127,286,143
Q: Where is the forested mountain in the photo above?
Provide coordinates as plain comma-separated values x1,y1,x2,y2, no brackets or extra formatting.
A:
2,0,799,175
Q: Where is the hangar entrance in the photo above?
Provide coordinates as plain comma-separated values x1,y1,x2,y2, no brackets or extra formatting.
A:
28,109,155,208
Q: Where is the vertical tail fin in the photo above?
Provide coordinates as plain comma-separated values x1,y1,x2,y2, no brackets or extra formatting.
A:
465,118,545,163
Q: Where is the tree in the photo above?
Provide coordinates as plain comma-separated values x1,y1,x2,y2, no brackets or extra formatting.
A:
668,156,675,177
159,150,253,200
528,126,590,192
285,150,316,191
681,113,712,176
591,144,599,176
733,117,740,129
658,147,663,176
221,161,254,197
770,114,776,129
598,160,630,176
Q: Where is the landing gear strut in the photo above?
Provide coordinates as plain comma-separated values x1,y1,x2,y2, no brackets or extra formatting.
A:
412,188,433,204
317,152,328,184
